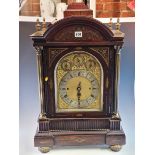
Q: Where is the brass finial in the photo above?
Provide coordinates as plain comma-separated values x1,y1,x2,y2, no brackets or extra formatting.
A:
108,18,113,30
42,17,47,32
35,18,41,31
115,18,121,31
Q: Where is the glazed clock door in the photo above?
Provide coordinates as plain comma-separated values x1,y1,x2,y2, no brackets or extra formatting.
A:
54,51,104,112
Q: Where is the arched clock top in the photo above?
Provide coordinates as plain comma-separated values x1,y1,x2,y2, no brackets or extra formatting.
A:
30,17,125,46
44,17,113,42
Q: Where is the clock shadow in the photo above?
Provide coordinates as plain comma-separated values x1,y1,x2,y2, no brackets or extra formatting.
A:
51,144,109,151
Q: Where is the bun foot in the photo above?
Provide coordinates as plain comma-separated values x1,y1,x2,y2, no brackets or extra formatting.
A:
38,147,51,153
110,145,122,152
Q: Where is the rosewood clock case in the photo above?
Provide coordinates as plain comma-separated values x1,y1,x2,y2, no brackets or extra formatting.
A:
30,16,126,152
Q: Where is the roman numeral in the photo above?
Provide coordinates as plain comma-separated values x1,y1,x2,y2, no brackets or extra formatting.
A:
64,95,67,98
91,94,95,98
78,72,81,76
91,80,95,83
69,73,73,78
92,87,97,90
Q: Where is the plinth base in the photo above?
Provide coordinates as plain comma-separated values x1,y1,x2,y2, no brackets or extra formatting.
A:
34,129,125,152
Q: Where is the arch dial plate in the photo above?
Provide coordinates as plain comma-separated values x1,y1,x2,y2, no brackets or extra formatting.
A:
55,51,103,112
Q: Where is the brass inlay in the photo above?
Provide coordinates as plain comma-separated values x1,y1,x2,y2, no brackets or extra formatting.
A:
90,47,109,66
76,113,83,117
106,77,109,89
74,138,86,143
48,48,68,67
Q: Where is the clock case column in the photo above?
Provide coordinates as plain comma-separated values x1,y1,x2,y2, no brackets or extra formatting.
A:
30,16,126,152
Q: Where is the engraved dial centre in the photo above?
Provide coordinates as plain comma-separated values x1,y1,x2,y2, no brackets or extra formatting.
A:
59,70,99,108
67,77,91,101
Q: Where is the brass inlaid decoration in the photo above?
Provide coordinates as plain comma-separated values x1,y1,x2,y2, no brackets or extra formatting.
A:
106,77,109,89
53,26,103,42
55,51,103,112
48,48,68,67
90,47,109,66
74,137,86,143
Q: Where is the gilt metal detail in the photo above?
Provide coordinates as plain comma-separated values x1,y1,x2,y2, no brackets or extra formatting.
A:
110,145,122,152
108,18,113,30
112,112,120,119
35,18,41,32
48,48,68,67
42,17,47,32
106,77,109,89
90,47,109,66
115,18,121,34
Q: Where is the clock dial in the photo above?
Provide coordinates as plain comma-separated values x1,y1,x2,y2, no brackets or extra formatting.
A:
59,70,99,108
55,51,103,112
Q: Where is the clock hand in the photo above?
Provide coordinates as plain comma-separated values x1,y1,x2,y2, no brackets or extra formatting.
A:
77,82,81,108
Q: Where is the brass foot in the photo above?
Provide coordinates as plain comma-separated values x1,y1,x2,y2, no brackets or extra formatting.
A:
110,145,122,152
38,147,51,153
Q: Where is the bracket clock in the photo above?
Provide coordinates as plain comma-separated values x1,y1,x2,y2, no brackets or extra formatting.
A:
30,16,126,153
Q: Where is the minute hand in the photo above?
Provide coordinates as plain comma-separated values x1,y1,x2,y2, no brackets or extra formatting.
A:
77,82,81,107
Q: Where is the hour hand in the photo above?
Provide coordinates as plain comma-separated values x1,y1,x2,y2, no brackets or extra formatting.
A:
77,81,81,93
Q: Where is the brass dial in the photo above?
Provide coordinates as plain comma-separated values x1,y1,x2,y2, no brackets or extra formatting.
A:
55,51,103,112
59,70,99,108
